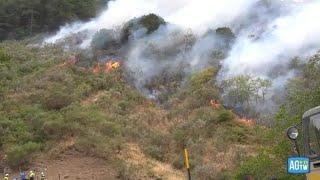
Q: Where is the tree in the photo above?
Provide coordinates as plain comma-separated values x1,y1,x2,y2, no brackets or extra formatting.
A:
0,0,107,40
285,52,320,116
222,75,272,107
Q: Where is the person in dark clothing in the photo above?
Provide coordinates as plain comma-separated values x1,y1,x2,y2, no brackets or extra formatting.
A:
20,171,27,180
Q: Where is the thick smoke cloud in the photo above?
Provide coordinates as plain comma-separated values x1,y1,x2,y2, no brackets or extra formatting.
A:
220,1,320,79
44,0,259,45
217,1,320,114
44,0,320,114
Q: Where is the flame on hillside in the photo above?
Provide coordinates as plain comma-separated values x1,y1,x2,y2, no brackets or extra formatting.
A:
210,99,221,109
210,99,256,126
237,118,255,126
92,60,121,74
106,61,120,72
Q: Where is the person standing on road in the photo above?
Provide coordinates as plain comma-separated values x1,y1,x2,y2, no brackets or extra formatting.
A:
20,171,27,180
28,170,35,180
3,173,9,180
40,172,45,180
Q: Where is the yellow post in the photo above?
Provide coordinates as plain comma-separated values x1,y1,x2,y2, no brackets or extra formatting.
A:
184,148,191,180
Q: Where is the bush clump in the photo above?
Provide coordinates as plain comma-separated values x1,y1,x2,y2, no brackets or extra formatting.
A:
42,90,74,110
121,13,166,43
215,27,235,39
6,142,41,167
217,110,235,122
91,29,118,50
189,68,217,92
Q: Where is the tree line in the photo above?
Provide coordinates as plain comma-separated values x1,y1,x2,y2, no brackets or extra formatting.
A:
0,0,107,40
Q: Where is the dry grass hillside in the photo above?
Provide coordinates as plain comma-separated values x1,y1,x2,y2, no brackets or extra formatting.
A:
0,41,300,179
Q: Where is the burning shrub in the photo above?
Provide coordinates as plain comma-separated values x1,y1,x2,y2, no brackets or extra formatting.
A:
120,13,166,43
174,68,220,109
188,87,219,109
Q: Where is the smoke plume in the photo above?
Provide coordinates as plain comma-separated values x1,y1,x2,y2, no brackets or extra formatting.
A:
44,0,320,114
44,0,259,45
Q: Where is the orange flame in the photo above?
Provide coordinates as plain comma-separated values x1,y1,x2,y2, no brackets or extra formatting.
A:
92,63,101,74
210,99,221,109
237,118,255,126
92,60,120,74
105,61,120,72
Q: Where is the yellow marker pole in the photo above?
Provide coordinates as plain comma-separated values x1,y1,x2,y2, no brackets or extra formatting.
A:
184,148,191,180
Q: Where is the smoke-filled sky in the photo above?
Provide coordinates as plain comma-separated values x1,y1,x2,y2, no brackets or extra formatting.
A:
45,0,259,44
44,0,320,108
221,0,320,78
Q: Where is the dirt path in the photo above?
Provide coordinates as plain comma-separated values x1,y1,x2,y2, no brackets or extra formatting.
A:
2,152,118,180
35,152,117,180
2,138,118,180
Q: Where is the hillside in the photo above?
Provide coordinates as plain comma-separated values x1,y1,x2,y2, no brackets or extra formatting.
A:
2,0,320,180
0,40,303,179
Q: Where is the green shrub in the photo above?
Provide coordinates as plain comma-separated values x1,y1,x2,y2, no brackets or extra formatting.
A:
144,145,164,162
186,86,219,109
90,74,114,91
91,29,117,50
217,110,235,123
0,48,10,67
75,134,122,159
6,142,41,167
99,121,122,137
234,153,301,180
75,134,105,155
189,68,217,92
42,90,74,110
121,13,166,43
63,105,105,126
0,118,33,146
116,161,141,180
42,116,80,139
215,27,235,39
192,107,217,124
143,133,170,162
173,127,189,147
118,100,132,112
74,83,92,98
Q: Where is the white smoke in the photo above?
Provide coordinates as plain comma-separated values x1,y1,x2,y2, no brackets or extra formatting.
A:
44,0,259,45
44,0,320,113
220,0,320,79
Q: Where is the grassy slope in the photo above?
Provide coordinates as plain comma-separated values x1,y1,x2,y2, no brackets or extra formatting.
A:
0,41,300,179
